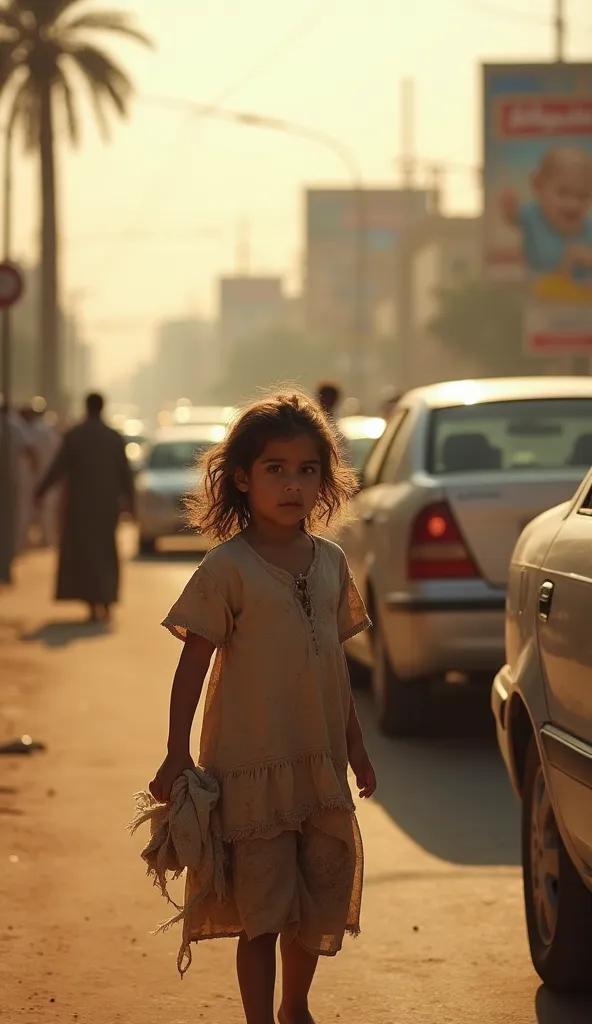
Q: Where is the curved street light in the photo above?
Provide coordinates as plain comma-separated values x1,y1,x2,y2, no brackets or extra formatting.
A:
139,94,366,396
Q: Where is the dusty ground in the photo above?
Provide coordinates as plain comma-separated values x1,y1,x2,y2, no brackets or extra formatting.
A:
2,541,592,1023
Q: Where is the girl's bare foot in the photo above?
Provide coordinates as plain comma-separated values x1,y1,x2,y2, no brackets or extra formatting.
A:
278,1006,316,1024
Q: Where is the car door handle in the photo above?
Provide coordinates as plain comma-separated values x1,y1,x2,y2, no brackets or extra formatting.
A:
538,581,554,622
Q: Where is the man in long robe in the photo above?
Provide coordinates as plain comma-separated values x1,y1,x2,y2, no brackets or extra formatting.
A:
36,392,135,622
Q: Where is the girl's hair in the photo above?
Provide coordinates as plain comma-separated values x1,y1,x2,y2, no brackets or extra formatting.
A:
187,388,358,541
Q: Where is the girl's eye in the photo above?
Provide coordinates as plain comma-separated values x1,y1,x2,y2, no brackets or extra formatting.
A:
302,466,317,475
267,464,283,474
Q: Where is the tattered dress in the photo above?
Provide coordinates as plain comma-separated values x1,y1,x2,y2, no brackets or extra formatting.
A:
162,533,371,956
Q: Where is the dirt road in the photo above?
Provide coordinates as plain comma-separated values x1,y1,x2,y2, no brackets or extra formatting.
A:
1,544,591,1023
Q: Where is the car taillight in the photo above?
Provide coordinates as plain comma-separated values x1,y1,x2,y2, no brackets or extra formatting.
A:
407,502,479,580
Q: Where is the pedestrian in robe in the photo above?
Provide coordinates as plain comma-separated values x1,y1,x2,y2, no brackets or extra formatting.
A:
36,392,135,623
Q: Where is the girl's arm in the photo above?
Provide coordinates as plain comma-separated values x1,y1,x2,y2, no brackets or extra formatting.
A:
149,631,215,802
346,692,377,799
346,692,365,754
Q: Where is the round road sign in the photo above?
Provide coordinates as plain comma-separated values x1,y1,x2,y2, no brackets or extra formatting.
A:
0,261,23,309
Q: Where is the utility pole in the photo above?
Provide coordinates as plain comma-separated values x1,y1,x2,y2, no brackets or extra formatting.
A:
554,0,565,62
397,77,416,392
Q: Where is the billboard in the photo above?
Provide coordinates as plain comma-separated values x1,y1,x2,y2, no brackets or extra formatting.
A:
483,63,592,354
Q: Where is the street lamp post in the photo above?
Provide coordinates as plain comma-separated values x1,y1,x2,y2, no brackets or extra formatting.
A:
140,95,366,400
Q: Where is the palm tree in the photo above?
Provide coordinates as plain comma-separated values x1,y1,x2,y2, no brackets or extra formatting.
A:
0,1,152,409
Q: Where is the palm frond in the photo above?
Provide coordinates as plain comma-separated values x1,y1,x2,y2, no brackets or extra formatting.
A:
58,10,153,48
11,72,40,151
0,4,26,37
64,42,134,138
21,0,82,27
0,37,21,89
54,62,79,144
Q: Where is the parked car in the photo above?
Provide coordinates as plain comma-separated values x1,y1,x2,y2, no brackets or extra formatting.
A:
492,468,592,991
336,376,592,736
136,424,225,554
337,415,386,474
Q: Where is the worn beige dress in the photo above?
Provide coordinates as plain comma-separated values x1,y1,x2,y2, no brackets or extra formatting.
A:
162,533,371,957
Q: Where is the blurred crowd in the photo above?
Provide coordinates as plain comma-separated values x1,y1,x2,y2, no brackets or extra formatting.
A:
1,398,65,557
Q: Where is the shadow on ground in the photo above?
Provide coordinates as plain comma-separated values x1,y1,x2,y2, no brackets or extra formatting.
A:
20,620,111,648
356,682,520,866
536,987,592,1023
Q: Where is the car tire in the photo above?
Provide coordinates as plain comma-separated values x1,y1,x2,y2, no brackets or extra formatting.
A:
346,653,370,690
522,736,592,991
139,536,157,556
372,619,428,737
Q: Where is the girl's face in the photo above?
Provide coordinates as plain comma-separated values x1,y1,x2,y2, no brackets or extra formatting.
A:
235,433,322,529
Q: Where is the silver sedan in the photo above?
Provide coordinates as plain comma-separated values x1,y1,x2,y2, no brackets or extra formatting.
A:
135,425,224,554
336,376,592,736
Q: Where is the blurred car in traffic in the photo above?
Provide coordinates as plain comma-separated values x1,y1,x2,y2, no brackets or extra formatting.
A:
120,418,151,474
136,424,225,554
492,470,592,991
337,376,592,736
337,415,386,475
170,404,237,428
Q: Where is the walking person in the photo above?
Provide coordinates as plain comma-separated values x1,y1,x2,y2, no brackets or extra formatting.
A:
35,392,135,623
149,389,377,1024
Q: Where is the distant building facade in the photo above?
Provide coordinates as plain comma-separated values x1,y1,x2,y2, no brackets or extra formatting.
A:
304,187,431,347
403,215,483,386
218,276,294,351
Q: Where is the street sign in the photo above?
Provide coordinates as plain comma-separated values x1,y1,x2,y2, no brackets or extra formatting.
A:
0,260,23,309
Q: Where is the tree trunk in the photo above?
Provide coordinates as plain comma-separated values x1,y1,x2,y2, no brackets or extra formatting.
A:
39,80,60,411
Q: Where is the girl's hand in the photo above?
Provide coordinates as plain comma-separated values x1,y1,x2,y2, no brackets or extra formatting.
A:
149,751,195,804
348,742,377,799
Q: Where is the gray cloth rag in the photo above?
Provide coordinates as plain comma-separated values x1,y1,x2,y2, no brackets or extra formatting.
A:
127,766,226,975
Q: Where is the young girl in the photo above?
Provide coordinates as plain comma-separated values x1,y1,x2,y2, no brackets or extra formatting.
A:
149,389,377,1024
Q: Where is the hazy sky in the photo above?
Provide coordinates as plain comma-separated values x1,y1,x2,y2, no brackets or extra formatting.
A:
10,0,592,383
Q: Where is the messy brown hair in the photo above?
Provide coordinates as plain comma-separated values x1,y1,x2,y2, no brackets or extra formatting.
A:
186,388,358,542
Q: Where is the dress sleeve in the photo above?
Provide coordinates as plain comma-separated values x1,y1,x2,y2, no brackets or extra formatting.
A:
162,566,233,646
337,556,371,644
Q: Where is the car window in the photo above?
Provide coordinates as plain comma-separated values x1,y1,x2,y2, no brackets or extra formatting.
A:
428,398,592,474
148,440,216,470
362,408,409,488
577,475,592,514
378,412,413,483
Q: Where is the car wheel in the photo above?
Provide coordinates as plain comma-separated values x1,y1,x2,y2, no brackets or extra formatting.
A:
139,536,157,556
346,653,370,690
522,736,592,991
372,619,428,737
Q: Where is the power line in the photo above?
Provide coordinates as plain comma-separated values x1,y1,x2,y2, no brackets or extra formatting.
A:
468,0,592,32
92,1,336,274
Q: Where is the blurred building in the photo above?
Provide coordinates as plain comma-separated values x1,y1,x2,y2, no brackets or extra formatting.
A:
402,214,483,387
218,275,298,351
153,317,216,408
304,188,431,346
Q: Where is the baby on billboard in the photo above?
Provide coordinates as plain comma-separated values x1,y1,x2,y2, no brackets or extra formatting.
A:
500,144,592,287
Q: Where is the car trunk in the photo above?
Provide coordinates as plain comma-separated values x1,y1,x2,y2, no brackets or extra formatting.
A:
444,472,585,586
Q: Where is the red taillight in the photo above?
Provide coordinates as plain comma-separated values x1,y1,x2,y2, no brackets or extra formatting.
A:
407,502,479,580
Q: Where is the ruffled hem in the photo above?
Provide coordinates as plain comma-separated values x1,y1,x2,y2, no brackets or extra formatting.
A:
210,750,355,843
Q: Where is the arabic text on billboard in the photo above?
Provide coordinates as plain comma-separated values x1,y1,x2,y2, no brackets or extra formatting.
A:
483,64,592,354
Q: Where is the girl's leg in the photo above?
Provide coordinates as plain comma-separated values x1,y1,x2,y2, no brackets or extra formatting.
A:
236,932,278,1024
278,936,319,1024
